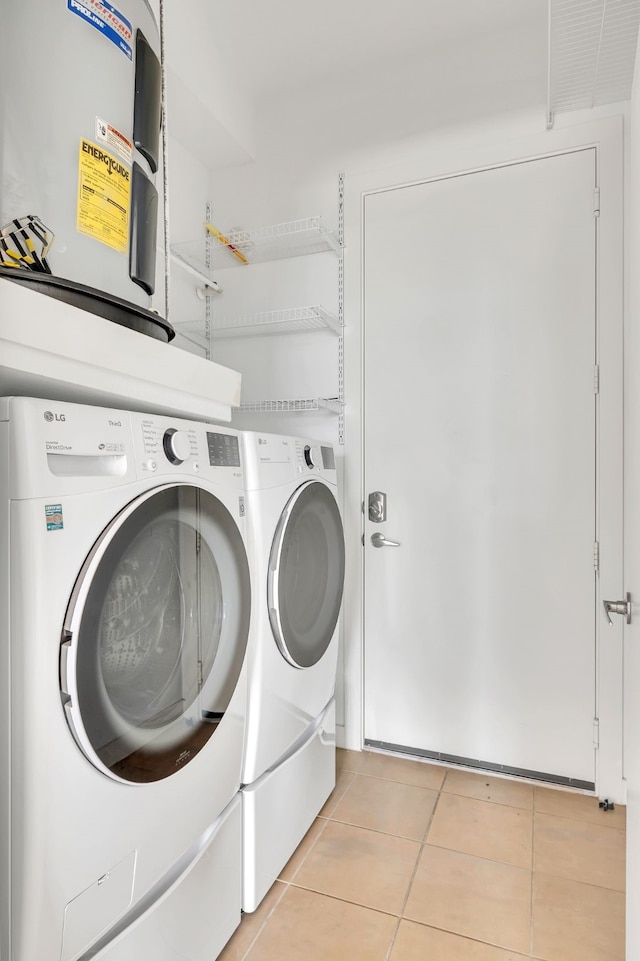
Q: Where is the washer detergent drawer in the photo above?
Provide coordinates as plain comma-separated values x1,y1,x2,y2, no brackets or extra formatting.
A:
242,700,336,913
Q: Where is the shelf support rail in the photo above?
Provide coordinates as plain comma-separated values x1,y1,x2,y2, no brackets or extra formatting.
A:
205,202,213,360
338,171,345,445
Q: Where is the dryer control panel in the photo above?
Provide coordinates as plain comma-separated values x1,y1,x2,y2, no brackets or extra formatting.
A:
300,442,336,472
241,430,338,489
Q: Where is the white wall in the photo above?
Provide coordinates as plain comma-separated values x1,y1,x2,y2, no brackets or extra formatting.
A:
162,0,255,170
164,138,211,331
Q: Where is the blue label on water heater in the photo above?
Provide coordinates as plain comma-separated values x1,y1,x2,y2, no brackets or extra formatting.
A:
67,0,133,60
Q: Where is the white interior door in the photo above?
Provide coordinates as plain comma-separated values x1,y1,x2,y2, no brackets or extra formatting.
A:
363,149,602,786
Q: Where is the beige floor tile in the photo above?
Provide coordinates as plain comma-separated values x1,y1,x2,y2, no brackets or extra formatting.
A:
293,820,421,915
427,793,533,868
318,769,355,817
330,773,438,840
404,844,532,955
362,751,447,790
390,920,531,961
443,768,534,810
217,881,287,961
534,785,626,829
534,812,625,891
336,747,370,774
533,871,625,961
279,818,327,882
244,885,397,961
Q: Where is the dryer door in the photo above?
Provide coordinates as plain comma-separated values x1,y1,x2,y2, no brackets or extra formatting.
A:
268,481,345,669
60,483,250,783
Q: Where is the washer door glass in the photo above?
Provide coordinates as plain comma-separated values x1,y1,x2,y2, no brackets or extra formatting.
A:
61,483,250,783
268,481,345,669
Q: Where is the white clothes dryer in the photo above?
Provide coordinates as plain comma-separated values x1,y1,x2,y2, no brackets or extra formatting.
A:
0,396,252,961
240,431,345,912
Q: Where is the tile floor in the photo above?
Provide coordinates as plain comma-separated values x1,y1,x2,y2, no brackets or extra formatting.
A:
219,749,626,961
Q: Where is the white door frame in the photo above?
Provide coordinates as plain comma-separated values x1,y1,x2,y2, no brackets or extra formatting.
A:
341,114,624,803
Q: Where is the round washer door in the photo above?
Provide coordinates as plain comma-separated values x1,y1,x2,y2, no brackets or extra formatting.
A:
60,483,250,783
268,480,345,669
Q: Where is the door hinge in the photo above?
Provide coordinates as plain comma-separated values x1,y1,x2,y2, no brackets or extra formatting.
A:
593,717,600,749
362,533,365,546
594,187,600,217
594,365,599,394
593,541,600,572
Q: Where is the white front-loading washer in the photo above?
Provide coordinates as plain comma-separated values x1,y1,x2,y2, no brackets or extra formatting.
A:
240,430,345,912
0,396,252,961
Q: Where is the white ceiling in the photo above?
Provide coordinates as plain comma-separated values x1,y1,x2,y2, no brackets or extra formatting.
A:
164,0,550,169
208,0,548,109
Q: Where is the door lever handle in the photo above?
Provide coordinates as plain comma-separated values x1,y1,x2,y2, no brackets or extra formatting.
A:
371,532,401,548
603,593,631,625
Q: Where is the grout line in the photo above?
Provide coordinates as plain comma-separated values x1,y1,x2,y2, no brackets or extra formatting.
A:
357,769,445,790
532,869,626,896
383,917,402,961
530,791,536,957
421,774,447,845
323,768,356,815
440,791,535,816
383,770,449,961
533,807,626,833
279,817,328,884
397,919,534,959
286,881,403,920
234,880,289,961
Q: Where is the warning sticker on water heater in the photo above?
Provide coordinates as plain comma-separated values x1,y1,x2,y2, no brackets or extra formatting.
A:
67,0,133,60
96,118,133,165
77,139,131,254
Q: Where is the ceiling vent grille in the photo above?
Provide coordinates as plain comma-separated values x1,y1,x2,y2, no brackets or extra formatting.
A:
548,0,640,123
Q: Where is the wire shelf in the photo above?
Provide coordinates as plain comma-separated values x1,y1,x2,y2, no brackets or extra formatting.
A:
210,305,341,339
549,0,640,117
171,217,342,274
172,306,340,348
235,398,342,414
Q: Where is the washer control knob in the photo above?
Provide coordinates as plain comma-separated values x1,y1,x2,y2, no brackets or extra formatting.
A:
303,444,322,469
163,429,191,465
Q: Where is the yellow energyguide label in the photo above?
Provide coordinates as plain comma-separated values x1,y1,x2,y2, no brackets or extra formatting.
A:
77,139,130,253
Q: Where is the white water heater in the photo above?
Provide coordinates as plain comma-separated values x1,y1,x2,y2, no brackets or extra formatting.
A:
0,0,164,312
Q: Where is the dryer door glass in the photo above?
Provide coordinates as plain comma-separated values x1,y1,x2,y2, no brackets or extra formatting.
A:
61,484,250,783
268,481,345,668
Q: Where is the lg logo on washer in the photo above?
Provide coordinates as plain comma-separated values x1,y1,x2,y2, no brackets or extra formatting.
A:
44,411,66,422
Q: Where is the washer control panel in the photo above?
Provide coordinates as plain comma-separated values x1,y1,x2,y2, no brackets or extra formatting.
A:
206,430,240,468
132,413,243,486
141,418,198,465
5,397,246,496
